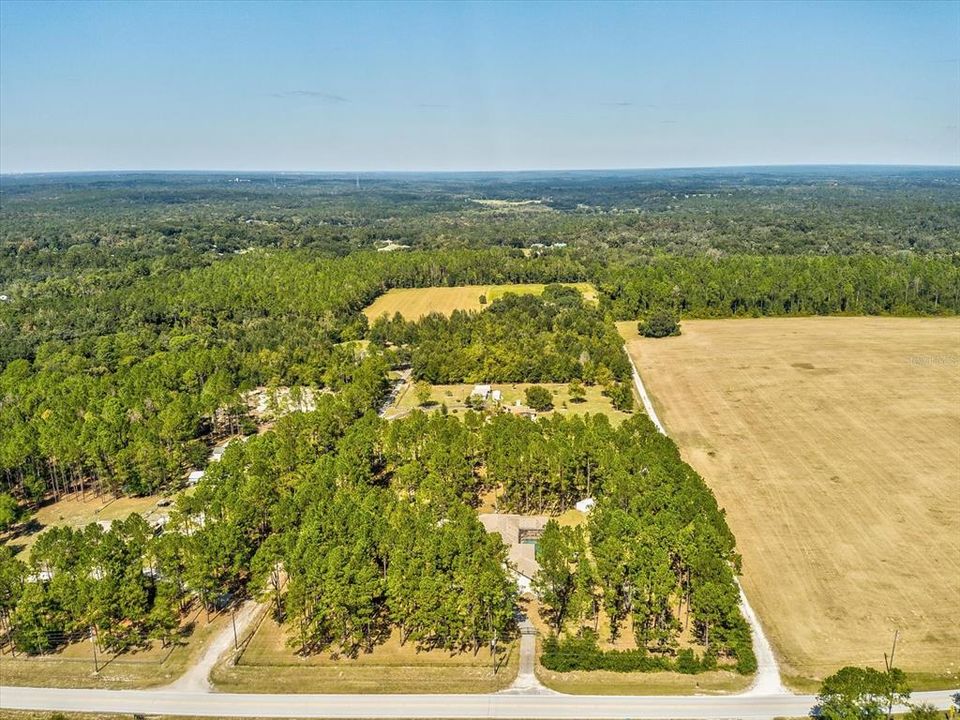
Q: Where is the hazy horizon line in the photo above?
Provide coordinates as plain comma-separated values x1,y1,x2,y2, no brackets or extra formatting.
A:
3,162,959,178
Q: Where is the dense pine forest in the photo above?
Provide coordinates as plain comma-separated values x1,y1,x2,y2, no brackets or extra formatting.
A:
1,168,958,673
3,249,955,503
373,286,632,385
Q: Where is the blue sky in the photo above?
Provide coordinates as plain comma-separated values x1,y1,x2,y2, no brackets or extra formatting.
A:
1,0,957,172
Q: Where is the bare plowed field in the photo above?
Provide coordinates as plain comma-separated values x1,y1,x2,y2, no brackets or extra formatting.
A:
620,317,960,688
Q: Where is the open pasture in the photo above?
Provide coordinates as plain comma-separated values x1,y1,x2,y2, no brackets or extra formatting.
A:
362,282,597,321
620,317,960,688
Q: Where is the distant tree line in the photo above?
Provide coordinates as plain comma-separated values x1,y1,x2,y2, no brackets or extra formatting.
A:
602,254,959,319
3,170,959,287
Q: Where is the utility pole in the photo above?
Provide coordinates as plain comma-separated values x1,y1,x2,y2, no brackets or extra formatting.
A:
884,629,900,720
883,628,899,671
90,626,100,674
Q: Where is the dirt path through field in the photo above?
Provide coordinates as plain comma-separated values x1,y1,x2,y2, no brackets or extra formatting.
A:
626,350,787,696
165,600,262,692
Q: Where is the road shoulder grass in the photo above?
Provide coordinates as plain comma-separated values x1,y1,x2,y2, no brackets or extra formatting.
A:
210,616,519,694
0,605,232,689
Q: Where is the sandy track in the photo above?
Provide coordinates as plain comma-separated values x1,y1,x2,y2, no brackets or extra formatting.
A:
627,351,786,695
165,600,263,692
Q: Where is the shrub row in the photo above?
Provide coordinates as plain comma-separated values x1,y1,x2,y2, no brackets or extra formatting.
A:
541,631,757,676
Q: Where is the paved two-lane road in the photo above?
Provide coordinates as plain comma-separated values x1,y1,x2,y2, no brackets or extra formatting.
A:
1,685,958,719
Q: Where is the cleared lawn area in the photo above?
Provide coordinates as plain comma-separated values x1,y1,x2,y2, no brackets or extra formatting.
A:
620,317,960,689
537,661,751,695
383,382,632,424
212,616,517,694
362,282,597,321
0,603,232,689
6,492,171,560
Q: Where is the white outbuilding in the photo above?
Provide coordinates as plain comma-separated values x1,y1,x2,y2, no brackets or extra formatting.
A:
471,384,492,399
575,498,596,513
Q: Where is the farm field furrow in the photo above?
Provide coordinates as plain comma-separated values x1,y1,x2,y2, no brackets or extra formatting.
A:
620,317,960,688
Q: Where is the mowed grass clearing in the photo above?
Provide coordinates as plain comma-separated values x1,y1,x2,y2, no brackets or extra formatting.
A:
6,492,172,561
619,317,960,689
362,282,597,321
383,382,633,424
212,616,517,694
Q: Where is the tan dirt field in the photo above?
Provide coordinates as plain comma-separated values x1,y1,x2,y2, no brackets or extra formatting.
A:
362,283,597,321
619,317,960,688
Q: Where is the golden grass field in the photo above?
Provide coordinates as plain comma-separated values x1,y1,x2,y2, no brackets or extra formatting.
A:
384,381,633,424
619,317,960,689
362,282,598,321
212,616,517,694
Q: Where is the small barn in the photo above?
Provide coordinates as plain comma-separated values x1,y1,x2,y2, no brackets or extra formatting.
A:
471,384,492,399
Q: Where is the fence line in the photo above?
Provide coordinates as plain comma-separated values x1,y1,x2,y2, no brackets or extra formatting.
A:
233,599,272,666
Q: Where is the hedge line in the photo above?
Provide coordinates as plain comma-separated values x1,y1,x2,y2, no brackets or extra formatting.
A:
541,631,757,675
